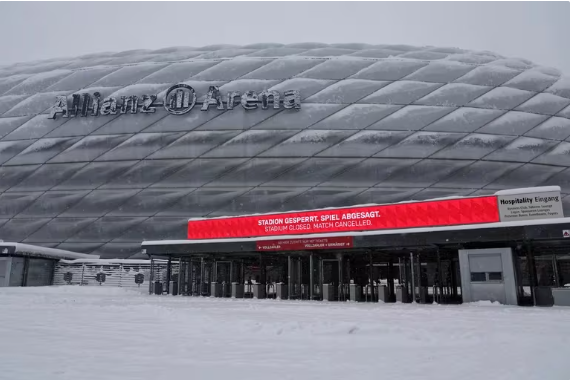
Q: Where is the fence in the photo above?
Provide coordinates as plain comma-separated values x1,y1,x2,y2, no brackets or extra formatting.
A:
53,260,179,291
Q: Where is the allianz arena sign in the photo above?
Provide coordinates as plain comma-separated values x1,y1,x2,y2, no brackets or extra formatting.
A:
47,83,301,119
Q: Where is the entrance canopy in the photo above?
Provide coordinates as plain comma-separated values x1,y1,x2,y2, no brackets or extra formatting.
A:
143,217,570,257
141,186,570,306
142,186,570,258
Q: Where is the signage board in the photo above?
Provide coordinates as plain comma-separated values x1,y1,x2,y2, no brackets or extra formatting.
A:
564,230,570,238
497,191,564,222
48,83,301,120
187,196,500,239
256,237,353,252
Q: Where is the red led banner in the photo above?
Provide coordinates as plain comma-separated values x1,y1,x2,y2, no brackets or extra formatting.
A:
188,196,500,240
257,236,353,252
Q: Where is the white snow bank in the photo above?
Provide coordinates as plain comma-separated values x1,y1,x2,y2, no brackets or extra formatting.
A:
59,259,158,265
0,285,146,296
0,286,568,380
468,300,503,307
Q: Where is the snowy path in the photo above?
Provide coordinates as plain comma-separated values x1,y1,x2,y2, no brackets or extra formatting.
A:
0,286,569,380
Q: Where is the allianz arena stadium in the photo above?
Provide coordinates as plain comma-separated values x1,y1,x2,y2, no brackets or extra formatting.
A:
0,43,569,259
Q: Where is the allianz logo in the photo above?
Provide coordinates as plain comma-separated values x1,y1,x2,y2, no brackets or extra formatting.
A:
48,83,301,120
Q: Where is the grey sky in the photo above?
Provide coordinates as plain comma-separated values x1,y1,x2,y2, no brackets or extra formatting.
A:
0,1,569,74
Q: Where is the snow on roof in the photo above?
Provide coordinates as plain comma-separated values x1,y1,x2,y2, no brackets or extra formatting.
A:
0,243,98,260
17,69,72,85
59,259,166,265
144,217,570,247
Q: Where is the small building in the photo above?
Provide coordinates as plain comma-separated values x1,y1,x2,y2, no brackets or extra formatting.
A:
0,243,97,287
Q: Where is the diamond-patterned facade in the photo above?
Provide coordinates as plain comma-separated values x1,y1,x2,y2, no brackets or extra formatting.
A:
0,43,568,258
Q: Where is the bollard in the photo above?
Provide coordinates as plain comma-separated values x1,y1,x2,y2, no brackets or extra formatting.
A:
201,282,209,297
301,284,309,300
349,284,362,302
253,284,266,299
276,283,288,300
378,284,389,303
154,281,162,295
552,288,570,306
364,284,371,302
211,282,222,297
222,282,231,297
323,284,336,301
396,284,411,303
419,286,429,304
533,287,554,307
231,282,244,298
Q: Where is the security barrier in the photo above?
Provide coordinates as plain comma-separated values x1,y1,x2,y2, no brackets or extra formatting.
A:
53,260,178,290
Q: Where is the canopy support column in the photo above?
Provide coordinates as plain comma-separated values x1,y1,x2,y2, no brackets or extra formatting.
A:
166,256,172,295
310,253,314,300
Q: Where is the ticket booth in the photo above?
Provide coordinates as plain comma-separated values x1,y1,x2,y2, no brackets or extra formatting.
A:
458,248,519,305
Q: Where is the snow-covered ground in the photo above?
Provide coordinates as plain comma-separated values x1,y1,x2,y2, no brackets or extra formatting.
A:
0,286,569,380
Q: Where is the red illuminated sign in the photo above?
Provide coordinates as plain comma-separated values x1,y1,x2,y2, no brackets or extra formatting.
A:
187,196,500,239
257,237,353,252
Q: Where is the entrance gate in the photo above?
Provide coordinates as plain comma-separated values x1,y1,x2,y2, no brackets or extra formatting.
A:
144,214,569,307
166,250,466,304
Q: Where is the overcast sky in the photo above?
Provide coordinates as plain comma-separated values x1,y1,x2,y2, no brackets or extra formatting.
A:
0,2,569,74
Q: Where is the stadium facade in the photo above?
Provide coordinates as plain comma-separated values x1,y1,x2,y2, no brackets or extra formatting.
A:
0,43,569,259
